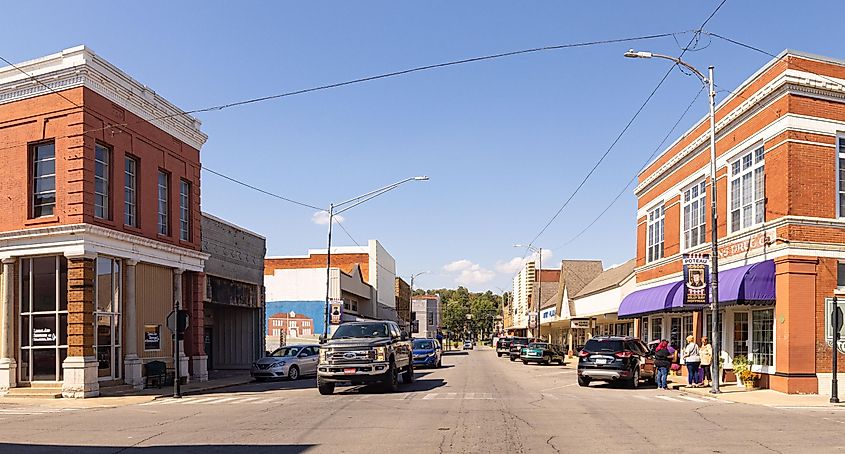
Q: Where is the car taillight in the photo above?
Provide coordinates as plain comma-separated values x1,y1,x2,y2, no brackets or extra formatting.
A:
578,350,590,357
614,351,633,358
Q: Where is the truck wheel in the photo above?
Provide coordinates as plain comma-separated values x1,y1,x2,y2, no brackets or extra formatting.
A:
509,355,516,362
382,361,399,393
497,353,502,357
317,376,335,395
402,361,415,384
578,376,590,387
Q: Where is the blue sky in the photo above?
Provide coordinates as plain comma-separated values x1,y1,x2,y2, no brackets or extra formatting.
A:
2,1,842,292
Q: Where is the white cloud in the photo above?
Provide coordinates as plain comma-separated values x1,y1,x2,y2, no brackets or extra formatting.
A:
494,249,555,274
442,260,496,286
311,211,346,225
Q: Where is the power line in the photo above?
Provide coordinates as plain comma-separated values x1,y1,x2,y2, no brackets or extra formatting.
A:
520,0,729,257
202,167,323,211
0,30,690,153
0,55,82,110
553,85,706,249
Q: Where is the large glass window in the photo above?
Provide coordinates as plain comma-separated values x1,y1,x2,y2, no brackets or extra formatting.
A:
646,205,664,263
651,317,663,343
94,144,110,219
95,257,121,380
179,180,190,241
640,318,649,342
157,171,169,235
124,156,138,227
683,181,707,249
751,309,774,367
838,138,845,217
669,317,682,351
19,256,68,382
733,312,749,358
31,142,56,218
730,147,765,232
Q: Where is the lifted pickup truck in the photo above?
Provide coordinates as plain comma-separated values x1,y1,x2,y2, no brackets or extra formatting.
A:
316,320,414,395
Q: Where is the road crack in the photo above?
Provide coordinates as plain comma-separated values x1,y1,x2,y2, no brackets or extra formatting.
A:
546,436,561,454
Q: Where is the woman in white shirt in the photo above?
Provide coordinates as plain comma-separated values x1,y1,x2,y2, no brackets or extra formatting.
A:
682,335,701,387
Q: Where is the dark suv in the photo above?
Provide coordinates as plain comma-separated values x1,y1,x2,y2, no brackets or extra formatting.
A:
508,337,531,362
577,336,655,388
496,337,512,357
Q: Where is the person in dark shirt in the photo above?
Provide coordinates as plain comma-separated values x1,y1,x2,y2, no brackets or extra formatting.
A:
653,340,672,390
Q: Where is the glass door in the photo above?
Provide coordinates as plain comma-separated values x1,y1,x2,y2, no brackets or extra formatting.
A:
95,257,121,381
733,312,749,359
19,256,68,383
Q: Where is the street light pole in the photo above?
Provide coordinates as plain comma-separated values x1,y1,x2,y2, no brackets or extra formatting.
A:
409,271,430,335
625,50,721,393
322,176,429,341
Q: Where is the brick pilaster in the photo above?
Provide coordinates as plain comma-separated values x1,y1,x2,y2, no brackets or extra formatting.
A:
67,258,95,357
184,272,205,357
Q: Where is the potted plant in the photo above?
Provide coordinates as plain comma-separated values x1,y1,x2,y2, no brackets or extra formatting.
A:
738,369,760,389
732,355,750,387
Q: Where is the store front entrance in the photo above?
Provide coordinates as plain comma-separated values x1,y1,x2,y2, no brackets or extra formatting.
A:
95,257,122,381
18,256,68,383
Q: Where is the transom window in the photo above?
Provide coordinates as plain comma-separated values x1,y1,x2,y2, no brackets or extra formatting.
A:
157,171,169,235
646,205,664,263
124,157,138,227
683,181,707,249
31,142,56,218
94,144,110,219
730,147,765,232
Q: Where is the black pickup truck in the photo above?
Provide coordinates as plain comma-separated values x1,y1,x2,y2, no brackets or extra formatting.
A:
316,321,414,395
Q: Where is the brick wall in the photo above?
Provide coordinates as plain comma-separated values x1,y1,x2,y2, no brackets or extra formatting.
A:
265,253,370,281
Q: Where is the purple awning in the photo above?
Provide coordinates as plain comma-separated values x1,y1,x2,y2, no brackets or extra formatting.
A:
619,260,775,317
618,281,684,317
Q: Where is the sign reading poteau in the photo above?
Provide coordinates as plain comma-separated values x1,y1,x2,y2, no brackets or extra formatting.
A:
683,253,710,306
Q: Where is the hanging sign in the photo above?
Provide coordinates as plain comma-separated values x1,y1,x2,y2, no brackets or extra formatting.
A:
330,300,344,325
528,313,537,329
683,253,710,306
571,319,591,329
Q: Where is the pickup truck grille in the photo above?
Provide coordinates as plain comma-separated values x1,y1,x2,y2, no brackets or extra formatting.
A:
329,350,372,364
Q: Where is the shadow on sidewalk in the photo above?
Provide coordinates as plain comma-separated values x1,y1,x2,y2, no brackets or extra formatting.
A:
0,443,315,453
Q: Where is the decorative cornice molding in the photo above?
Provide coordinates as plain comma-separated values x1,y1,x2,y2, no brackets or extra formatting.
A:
635,69,845,196
0,46,207,150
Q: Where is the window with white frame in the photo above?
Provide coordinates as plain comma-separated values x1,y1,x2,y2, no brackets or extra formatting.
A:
751,308,774,367
838,138,845,216
124,156,138,227
647,205,664,263
94,144,110,219
31,142,56,218
157,171,169,235
683,180,707,249
730,146,765,232
179,180,190,241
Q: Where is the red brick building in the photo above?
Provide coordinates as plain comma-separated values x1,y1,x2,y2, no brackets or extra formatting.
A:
268,312,314,338
621,50,845,395
0,46,209,397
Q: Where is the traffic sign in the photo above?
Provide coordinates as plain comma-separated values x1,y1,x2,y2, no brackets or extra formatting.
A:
834,306,844,333
167,310,190,333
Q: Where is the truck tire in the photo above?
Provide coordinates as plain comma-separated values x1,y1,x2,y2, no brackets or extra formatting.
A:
509,355,516,362
578,376,590,387
402,361,415,384
382,360,399,393
497,352,502,357
317,376,335,395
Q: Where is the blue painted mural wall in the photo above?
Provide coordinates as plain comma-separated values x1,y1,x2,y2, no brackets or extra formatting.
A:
265,300,326,335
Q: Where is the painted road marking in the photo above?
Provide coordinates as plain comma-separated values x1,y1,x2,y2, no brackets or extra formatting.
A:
422,392,492,400
677,395,708,403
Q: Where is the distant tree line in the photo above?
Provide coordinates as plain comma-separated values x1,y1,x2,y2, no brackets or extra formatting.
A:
413,287,503,340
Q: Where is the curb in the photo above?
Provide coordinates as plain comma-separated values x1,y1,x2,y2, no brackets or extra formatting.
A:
151,378,255,400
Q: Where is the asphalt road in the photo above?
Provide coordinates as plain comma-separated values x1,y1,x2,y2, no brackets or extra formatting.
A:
0,347,843,453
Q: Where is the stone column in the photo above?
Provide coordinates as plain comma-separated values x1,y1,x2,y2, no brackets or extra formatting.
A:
0,258,17,394
174,269,189,383
62,256,99,398
123,260,142,389
188,272,208,382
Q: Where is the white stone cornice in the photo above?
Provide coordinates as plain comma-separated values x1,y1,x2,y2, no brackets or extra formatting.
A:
635,68,845,196
0,46,207,151
0,223,208,271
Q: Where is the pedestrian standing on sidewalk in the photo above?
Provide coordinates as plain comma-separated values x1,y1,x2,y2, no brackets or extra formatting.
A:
699,336,713,387
682,335,701,388
653,340,671,390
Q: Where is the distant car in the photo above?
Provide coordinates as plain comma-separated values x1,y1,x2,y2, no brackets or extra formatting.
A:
496,337,513,357
413,338,442,368
577,336,655,388
252,344,320,381
520,342,565,366
508,337,531,361
463,340,473,350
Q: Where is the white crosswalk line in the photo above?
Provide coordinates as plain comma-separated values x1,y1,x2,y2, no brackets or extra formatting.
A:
654,395,680,403
184,397,219,404
235,397,262,403
678,395,708,403
633,395,651,401
200,397,239,404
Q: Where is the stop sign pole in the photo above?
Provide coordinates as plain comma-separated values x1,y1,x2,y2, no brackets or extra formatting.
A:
833,296,842,404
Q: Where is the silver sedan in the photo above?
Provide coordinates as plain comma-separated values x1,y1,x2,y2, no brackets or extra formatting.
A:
251,344,320,381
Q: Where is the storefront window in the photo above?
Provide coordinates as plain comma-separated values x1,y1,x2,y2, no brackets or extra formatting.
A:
682,315,694,344
19,256,68,382
670,317,682,350
95,257,122,380
752,309,774,367
640,318,648,342
733,312,749,358
651,317,662,343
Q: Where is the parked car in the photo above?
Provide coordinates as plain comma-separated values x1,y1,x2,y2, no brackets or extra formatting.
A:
316,321,414,395
463,340,474,350
496,337,513,357
520,342,565,366
508,337,531,361
577,336,655,388
251,344,320,381
412,338,442,368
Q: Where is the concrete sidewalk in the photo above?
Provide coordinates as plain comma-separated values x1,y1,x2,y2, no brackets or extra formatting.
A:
669,376,845,408
101,370,254,399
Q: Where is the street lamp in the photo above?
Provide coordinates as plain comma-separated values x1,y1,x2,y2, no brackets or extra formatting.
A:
514,244,543,340
409,271,430,336
322,176,429,339
625,49,721,394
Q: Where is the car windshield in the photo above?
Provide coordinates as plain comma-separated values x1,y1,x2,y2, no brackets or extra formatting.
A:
332,323,390,339
528,343,548,349
270,347,301,357
583,339,624,353
511,338,529,345
414,340,435,350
